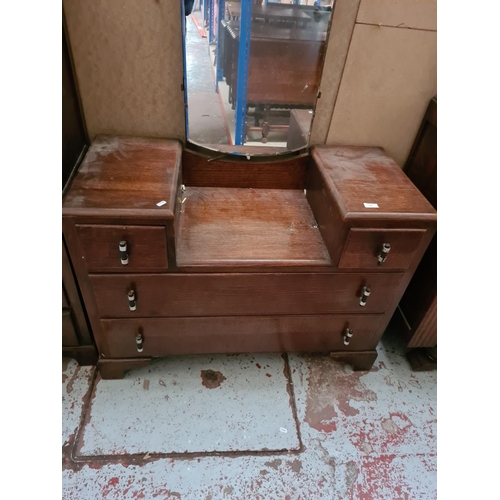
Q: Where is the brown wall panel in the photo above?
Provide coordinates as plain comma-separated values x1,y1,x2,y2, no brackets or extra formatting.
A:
309,0,361,145
63,0,186,142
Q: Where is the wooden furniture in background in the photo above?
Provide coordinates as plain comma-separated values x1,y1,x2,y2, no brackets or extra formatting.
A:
62,24,87,191
396,97,437,361
62,23,97,365
62,137,436,379
220,19,326,142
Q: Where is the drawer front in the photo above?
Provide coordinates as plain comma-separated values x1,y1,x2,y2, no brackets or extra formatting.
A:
76,225,168,272
101,314,384,358
338,228,426,270
62,310,79,346
90,273,403,318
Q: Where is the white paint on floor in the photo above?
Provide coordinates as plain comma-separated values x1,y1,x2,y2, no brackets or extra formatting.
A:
78,354,300,456
63,326,437,499
62,358,94,447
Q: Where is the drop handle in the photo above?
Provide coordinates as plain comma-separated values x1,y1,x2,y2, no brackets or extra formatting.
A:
119,241,129,265
136,333,144,353
343,328,353,346
359,286,371,307
128,290,137,311
377,243,391,265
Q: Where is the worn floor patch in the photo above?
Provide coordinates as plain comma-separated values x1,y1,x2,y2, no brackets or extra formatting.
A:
63,326,436,499
62,358,94,447
77,354,300,456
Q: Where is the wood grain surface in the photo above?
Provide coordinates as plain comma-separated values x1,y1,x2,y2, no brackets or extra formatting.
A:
90,272,403,318
176,187,331,268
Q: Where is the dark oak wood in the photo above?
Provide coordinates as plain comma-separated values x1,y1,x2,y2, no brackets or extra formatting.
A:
63,218,109,357
306,155,348,264
75,224,168,272
182,149,309,189
62,285,70,308
223,21,325,107
98,359,150,380
62,346,99,366
62,23,87,191
329,350,378,371
406,347,437,371
404,97,437,208
101,314,384,358
62,310,79,346
63,140,437,378
311,146,436,222
62,136,182,220
370,226,436,347
338,228,426,270
399,234,437,347
62,238,97,364
397,98,437,349
176,187,331,268
62,240,93,345
90,272,403,318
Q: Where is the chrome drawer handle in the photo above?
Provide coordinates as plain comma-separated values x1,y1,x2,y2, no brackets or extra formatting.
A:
128,290,136,311
343,328,353,346
359,286,371,307
119,241,129,265
377,243,391,265
136,333,144,353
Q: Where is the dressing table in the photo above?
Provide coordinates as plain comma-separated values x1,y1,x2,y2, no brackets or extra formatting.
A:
62,136,436,379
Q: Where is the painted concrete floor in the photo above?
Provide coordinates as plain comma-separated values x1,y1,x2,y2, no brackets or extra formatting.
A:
186,13,230,145
62,324,437,499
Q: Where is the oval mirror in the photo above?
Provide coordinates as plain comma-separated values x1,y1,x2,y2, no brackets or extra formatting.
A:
183,0,333,155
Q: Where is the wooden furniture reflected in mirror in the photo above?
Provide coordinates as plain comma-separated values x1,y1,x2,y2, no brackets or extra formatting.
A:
396,97,437,371
187,1,331,151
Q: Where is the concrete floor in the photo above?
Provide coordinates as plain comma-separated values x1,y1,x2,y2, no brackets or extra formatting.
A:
62,324,437,499
186,13,230,145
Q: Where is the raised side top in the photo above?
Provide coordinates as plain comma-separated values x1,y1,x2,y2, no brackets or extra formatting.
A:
62,136,182,219
311,146,437,223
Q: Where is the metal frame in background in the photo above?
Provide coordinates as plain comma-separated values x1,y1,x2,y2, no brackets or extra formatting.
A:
202,0,208,26
208,0,215,43
215,0,226,89
181,0,189,140
234,0,253,145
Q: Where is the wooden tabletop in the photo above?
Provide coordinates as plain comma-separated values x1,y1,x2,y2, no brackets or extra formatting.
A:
62,136,182,219
311,146,437,220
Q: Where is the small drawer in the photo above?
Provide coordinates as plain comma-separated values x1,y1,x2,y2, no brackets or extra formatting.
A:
101,314,384,358
338,228,426,270
90,272,403,318
76,225,168,272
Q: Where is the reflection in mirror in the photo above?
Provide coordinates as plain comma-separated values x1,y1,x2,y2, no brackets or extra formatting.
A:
184,0,333,155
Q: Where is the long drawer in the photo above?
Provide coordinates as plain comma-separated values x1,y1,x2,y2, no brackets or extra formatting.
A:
90,273,403,318
101,314,384,358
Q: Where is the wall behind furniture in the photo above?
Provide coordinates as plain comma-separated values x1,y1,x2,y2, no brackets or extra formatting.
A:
311,0,436,167
63,0,186,142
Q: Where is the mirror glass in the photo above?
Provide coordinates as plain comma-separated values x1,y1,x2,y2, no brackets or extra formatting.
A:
184,0,333,154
